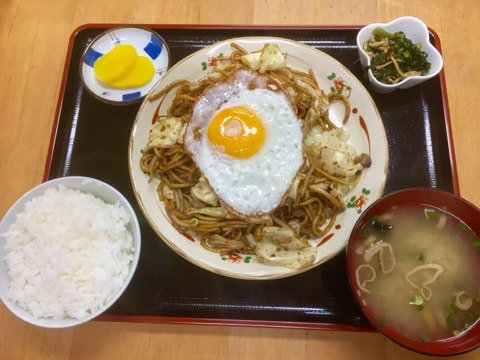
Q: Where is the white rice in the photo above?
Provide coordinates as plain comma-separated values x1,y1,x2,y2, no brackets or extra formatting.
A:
1,185,134,321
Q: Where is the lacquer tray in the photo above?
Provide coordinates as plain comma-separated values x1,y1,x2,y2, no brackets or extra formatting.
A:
45,25,458,331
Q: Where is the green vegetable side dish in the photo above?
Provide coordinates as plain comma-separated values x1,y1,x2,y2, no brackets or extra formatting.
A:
363,27,432,84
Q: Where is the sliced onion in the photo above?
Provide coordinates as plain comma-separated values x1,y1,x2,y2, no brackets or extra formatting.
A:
453,291,473,311
405,263,444,301
364,242,396,274
355,264,376,293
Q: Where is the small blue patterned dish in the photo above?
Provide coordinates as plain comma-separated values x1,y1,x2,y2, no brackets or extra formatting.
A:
80,26,170,105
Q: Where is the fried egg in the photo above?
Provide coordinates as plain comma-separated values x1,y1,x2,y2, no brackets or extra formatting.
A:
184,69,304,217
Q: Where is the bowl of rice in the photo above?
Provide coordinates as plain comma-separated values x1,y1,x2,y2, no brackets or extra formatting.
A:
0,176,141,328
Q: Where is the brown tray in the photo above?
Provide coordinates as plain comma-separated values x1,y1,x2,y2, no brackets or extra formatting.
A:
44,24,458,330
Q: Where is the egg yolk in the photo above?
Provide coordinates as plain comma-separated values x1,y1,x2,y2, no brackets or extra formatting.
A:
207,106,266,158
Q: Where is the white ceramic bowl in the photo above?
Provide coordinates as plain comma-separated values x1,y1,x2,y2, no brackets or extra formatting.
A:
80,26,170,105
0,176,141,328
356,16,443,93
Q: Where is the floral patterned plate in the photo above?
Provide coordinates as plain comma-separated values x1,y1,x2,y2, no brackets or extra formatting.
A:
128,37,388,279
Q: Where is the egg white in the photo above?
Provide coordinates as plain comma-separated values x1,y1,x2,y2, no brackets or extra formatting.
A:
184,70,304,216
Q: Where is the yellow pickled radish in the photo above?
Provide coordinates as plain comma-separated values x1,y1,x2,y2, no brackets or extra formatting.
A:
109,56,155,89
93,44,138,83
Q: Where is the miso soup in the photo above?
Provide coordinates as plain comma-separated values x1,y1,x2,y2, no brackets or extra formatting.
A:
352,205,480,342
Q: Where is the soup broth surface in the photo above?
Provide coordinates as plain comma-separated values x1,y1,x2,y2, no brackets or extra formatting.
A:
353,205,480,342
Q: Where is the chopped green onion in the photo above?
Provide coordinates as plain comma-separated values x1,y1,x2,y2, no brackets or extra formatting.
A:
449,301,460,315
359,228,369,238
466,309,480,325
446,314,457,334
403,332,412,340
424,208,438,219
409,294,425,310
472,237,480,248
452,330,460,336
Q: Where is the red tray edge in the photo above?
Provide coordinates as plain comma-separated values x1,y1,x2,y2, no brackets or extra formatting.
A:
43,24,456,331
95,313,377,332
428,27,460,195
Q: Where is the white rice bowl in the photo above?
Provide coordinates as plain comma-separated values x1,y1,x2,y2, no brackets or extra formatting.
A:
0,176,141,328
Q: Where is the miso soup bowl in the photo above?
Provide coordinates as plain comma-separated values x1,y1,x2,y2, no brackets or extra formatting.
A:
346,188,480,356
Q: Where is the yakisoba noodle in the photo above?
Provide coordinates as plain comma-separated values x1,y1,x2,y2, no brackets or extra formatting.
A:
140,42,369,267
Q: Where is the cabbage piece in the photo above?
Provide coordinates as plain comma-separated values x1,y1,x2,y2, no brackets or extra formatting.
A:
305,126,364,179
161,183,174,200
241,44,286,73
240,53,261,70
187,207,226,218
189,205,273,224
203,234,245,252
255,227,316,270
287,220,301,234
287,173,305,200
190,178,219,206
147,117,183,149
308,184,346,209
315,89,330,117
176,123,187,145
303,89,330,127
245,234,257,248
245,213,273,225
305,126,356,157
318,147,363,178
